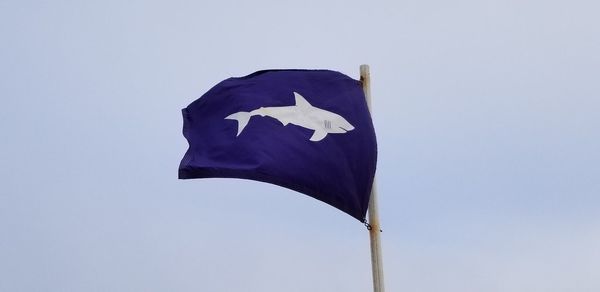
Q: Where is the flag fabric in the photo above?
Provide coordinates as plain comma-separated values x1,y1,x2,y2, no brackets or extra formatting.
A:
179,69,377,221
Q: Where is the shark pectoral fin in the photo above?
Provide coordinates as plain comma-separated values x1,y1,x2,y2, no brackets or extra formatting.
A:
309,129,328,141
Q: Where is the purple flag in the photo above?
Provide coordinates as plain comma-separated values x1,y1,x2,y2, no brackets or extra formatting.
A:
179,70,377,221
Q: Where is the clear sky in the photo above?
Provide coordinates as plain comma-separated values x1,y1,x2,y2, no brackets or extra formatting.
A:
1,0,599,291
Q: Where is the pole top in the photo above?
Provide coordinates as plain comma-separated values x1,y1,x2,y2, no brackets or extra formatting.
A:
359,65,372,112
360,64,370,77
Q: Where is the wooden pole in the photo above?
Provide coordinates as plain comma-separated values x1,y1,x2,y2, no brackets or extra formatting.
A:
360,64,385,292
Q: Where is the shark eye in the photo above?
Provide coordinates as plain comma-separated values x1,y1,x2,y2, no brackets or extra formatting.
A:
324,120,332,129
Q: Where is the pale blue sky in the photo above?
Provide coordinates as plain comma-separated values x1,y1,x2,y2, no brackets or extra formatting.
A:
1,0,599,291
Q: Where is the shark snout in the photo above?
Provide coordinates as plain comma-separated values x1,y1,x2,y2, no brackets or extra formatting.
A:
338,124,355,132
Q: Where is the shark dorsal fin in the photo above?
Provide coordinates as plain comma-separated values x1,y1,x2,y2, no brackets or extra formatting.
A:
294,92,312,109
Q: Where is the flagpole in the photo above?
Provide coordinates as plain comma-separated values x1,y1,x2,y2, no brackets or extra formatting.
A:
360,64,385,292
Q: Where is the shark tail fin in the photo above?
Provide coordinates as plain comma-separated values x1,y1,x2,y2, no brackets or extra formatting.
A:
225,111,252,136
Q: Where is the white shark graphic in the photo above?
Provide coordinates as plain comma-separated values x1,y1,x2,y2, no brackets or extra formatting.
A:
225,92,355,141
